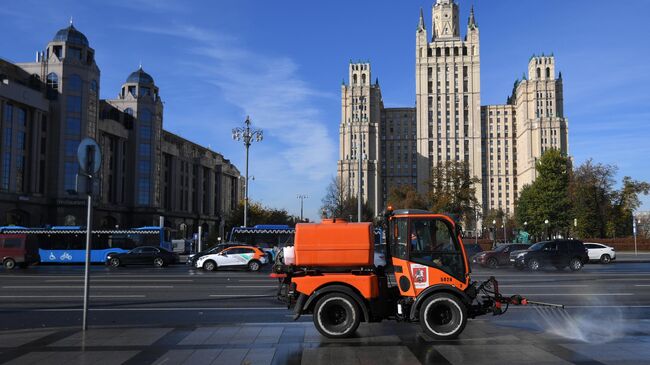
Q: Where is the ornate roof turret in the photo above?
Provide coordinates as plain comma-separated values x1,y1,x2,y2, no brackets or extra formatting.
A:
417,8,426,31
126,66,155,85
468,5,477,29
52,23,89,47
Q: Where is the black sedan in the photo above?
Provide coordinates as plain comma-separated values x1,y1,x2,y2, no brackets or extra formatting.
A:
106,246,178,268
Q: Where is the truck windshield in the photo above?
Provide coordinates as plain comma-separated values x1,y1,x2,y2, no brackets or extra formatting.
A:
409,218,465,280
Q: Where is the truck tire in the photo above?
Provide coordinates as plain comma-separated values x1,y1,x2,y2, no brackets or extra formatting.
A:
313,293,361,338
419,292,467,340
3,258,16,270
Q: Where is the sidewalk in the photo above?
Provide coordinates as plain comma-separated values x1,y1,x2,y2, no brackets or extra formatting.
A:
613,251,650,263
2,320,650,365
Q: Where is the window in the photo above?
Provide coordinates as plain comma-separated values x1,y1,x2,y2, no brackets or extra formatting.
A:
67,47,82,60
65,139,78,156
2,238,21,249
138,178,150,205
90,80,98,92
65,117,81,135
64,162,77,192
47,73,59,90
16,108,26,127
139,160,151,174
409,218,465,280
139,87,151,97
139,143,151,156
1,153,10,190
66,95,82,113
67,74,82,92
16,131,25,150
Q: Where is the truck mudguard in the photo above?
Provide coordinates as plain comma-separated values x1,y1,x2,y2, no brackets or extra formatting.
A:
409,284,471,321
302,284,370,322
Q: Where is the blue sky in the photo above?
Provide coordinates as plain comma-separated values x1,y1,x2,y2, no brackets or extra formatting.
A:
2,0,649,220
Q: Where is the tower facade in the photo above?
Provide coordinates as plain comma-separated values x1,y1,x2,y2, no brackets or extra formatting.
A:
338,63,383,217
335,1,570,227
513,56,568,189
415,1,482,207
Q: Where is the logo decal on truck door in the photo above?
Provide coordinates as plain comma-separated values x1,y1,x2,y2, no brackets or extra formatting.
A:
411,264,429,289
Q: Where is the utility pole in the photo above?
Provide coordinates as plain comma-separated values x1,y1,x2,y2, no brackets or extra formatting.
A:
232,116,263,227
297,194,308,222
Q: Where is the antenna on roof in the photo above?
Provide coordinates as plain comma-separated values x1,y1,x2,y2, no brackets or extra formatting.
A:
69,16,73,26
139,60,142,69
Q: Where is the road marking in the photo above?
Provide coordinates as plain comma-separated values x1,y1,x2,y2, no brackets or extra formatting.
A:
634,284,650,287
0,307,286,312
0,295,145,298
225,285,277,288
517,293,634,296
2,285,174,289
44,279,193,283
237,279,275,282
209,295,273,298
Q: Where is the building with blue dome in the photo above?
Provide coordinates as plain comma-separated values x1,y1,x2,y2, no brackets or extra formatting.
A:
0,22,242,239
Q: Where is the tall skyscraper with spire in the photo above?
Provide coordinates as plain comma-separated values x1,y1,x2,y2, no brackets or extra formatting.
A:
337,0,569,229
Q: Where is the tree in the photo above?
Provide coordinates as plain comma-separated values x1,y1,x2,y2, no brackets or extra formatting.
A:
387,185,427,210
426,161,480,223
569,159,617,238
320,176,373,222
610,177,650,237
225,200,297,232
515,149,571,239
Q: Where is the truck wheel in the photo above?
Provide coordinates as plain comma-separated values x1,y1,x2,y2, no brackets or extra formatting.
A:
527,258,540,271
3,258,16,270
569,258,583,271
600,254,611,264
419,293,467,340
313,293,361,338
487,257,498,269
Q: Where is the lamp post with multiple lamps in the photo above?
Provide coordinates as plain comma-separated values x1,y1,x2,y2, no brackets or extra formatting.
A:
297,194,309,222
232,116,263,227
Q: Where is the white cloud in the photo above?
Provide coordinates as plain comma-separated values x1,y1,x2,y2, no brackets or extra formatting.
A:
118,23,338,218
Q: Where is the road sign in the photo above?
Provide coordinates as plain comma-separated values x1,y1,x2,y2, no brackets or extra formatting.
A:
77,138,102,175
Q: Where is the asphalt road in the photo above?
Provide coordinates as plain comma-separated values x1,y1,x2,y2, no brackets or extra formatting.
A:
1,261,649,331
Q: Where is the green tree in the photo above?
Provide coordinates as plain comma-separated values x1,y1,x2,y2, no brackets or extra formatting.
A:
225,200,297,232
569,159,617,238
515,149,571,240
387,185,428,210
610,177,650,237
426,161,480,223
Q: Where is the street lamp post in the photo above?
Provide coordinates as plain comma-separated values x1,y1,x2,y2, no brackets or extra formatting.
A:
544,219,549,240
232,116,263,227
502,224,506,243
633,214,638,256
492,219,497,249
297,194,308,222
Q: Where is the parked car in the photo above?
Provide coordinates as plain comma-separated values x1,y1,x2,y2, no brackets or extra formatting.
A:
463,243,484,262
195,245,267,272
584,242,616,264
473,243,530,268
510,239,588,271
186,243,239,266
106,246,179,268
0,233,40,269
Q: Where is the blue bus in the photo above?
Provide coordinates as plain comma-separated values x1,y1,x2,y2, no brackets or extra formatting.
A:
0,226,171,263
228,225,295,260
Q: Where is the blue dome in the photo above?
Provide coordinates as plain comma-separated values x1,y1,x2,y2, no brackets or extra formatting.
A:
126,67,155,85
52,24,89,47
